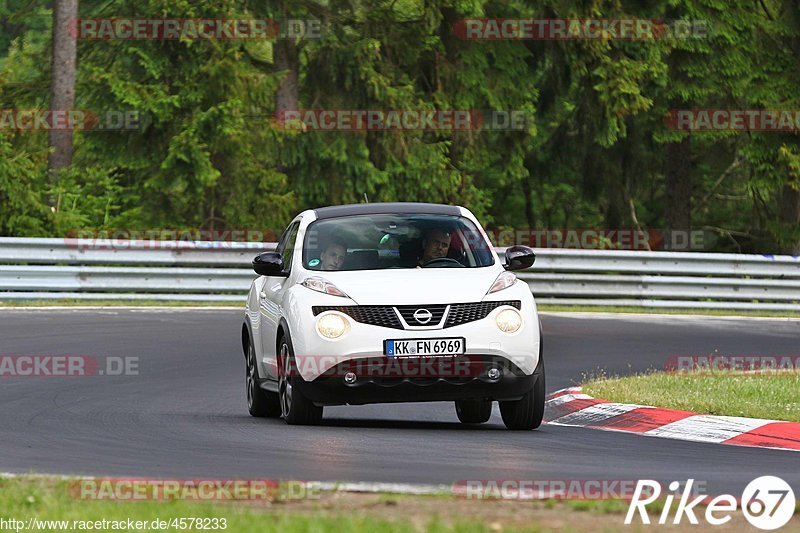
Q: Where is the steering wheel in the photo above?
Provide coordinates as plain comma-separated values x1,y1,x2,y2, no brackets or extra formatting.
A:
421,257,465,268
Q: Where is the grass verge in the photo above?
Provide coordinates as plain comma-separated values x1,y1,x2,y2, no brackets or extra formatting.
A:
1,476,785,532
582,371,800,422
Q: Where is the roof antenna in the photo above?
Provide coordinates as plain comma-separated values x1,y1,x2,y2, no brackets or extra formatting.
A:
363,192,369,203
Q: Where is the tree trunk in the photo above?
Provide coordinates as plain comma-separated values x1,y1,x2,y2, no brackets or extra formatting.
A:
273,38,299,184
273,39,299,114
522,177,535,232
664,135,692,248
602,149,627,230
779,183,800,254
604,174,627,230
48,0,78,209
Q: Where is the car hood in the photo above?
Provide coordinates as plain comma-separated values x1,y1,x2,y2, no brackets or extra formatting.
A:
316,267,504,305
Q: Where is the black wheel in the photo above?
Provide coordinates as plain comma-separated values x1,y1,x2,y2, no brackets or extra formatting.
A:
278,334,323,425
246,338,281,418
499,353,545,430
455,399,492,424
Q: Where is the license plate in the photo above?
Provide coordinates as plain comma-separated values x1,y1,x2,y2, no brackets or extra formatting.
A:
384,337,466,357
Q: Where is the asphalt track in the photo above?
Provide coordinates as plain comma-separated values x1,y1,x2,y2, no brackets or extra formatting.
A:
0,309,798,494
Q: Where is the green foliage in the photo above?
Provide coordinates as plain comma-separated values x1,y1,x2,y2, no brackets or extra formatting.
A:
0,133,48,235
0,0,798,253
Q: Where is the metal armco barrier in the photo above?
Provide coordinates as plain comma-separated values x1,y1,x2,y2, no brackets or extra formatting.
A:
0,237,799,310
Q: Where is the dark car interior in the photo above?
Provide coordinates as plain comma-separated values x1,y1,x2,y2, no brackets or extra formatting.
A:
304,214,495,271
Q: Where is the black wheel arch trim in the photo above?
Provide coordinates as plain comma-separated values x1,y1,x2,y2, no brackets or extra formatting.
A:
242,320,253,359
277,317,292,351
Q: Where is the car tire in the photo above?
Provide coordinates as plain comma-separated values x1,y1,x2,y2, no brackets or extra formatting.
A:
499,349,545,431
278,333,323,425
246,337,281,418
455,399,492,424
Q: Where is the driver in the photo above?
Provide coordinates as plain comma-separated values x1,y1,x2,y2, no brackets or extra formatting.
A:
418,228,452,266
319,238,347,270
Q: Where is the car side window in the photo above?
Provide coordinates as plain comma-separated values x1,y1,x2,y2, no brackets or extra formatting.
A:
275,226,291,257
278,221,300,274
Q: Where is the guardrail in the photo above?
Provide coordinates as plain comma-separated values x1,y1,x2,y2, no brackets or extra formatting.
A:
0,237,799,310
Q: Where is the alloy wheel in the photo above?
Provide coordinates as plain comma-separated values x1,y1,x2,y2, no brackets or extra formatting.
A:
246,344,257,410
278,343,292,417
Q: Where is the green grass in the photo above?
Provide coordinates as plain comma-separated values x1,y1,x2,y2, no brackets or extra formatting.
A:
564,499,631,514
0,478,498,533
1,476,733,532
6,476,793,531
583,371,800,422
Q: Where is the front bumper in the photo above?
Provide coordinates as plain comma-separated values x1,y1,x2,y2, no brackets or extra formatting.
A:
295,354,540,406
286,287,540,382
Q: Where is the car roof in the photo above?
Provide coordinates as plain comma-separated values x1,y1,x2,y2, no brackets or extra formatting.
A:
312,202,462,220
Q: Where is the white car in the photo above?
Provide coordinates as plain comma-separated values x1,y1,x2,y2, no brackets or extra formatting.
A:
241,202,544,429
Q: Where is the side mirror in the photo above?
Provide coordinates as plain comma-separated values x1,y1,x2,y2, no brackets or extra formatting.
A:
504,245,535,271
252,251,287,277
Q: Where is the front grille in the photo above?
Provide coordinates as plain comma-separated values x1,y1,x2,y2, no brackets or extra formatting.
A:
312,305,403,329
444,300,521,328
395,304,447,326
313,300,521,330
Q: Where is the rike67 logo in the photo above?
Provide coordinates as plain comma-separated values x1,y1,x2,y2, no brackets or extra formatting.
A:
625,476,795,530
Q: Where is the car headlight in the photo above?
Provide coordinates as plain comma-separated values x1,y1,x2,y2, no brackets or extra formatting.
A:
495,308,522,333
301,276,349,298
316,313,348,339
487,271,517,294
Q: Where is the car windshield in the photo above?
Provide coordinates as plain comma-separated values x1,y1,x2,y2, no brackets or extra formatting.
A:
303,214,495,271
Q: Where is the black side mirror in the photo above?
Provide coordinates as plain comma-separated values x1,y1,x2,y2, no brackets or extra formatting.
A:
504,245,535,271
253,251,287,277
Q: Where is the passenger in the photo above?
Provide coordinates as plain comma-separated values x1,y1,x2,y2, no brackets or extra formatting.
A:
319,238,347,270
